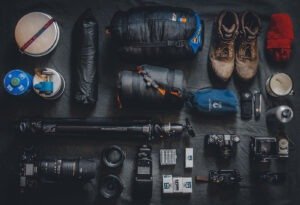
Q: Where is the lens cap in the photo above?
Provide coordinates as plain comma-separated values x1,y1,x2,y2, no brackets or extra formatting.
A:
99,175,123,199
102,145,125,168
282,109,292,118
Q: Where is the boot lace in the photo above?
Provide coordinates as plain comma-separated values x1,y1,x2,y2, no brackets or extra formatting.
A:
240,42,253,60
216,40,233,58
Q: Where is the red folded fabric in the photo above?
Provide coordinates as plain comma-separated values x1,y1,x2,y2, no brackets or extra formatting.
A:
267,13,294,62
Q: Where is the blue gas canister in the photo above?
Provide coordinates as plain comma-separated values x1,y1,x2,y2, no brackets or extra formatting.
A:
3,69,33,96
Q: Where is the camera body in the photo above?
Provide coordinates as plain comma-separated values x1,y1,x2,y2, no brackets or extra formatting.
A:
20,149,97,193
250,136,288,162
205,134,240,158
20,150,39,193
256,172,286,184
208,169,242,185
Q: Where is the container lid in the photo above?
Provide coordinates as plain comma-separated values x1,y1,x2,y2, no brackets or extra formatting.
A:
33,68,65,99
270,73,293,96
15,12,59,56
3,69,32,96
99,175,123,199
276,105,294,123
102,145,125,168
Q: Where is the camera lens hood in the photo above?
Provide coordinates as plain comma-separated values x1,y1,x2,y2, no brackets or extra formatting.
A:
99,174,123,199
102,145,125,168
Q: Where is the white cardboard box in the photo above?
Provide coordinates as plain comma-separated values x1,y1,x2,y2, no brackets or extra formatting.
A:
162,175,173,194
173,177,183,193
182,177,193,193
185,148,193,168
160,149,177,165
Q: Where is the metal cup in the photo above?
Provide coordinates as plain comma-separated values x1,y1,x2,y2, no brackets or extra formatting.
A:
266,73,294,97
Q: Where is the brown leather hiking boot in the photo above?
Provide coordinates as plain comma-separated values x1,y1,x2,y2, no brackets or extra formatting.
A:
236,11,261,81
209,11,239,82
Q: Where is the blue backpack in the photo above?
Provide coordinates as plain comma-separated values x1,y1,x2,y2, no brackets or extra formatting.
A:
187,88,238,114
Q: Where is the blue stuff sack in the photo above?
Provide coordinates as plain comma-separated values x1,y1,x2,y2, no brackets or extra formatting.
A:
187,88,238,114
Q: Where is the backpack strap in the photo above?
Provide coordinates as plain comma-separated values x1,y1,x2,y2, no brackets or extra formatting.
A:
126,40,188,48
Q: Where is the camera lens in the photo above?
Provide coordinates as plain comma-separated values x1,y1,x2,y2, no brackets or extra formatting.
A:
102,146,125,168
77,159,98,179
99,175,123,199
39,159,97,180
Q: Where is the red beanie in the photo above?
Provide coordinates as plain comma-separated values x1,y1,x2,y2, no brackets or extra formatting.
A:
267,13,294,62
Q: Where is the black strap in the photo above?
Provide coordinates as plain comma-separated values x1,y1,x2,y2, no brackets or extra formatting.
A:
133,71,142,101
127,40,188,48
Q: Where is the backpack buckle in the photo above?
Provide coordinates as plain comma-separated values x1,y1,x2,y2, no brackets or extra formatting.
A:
175,40,186,47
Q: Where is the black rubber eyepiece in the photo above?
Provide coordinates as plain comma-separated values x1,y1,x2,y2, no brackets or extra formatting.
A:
99,175,123,199
102,145,125,168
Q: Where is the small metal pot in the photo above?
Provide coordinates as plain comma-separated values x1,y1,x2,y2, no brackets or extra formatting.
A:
15,12,60,57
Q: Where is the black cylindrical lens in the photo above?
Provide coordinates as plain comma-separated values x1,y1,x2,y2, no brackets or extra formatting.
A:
102,146,125,168
39,159,97,180
61,160,76,177
78,159,97,179
99,175,123,199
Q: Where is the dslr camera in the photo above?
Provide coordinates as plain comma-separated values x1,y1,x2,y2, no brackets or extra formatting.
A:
205,134,240,159
20,149,98,193
250,136,289,162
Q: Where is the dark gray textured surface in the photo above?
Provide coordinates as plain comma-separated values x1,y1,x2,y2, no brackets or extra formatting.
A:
0,0,299,205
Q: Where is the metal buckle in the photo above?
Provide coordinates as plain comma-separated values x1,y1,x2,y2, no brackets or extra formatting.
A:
175,40,185,47
167,40,185,47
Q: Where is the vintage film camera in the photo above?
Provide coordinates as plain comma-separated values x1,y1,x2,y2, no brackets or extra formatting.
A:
250,136,289,162
256,172,286,184
196,169,242,185
205,134,240,159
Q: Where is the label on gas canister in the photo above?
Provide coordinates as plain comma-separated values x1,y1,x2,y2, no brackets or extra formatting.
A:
3,69,32,96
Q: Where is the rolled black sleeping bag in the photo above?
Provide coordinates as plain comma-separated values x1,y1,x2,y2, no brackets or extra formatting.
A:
117,65,186,108
108,6,204,60
73,9,98,105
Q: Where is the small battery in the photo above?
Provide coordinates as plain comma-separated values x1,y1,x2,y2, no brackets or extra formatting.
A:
185,148,193,168
160,149,177,166
173,177,183,193
182,177,193,193
162,175,173,194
